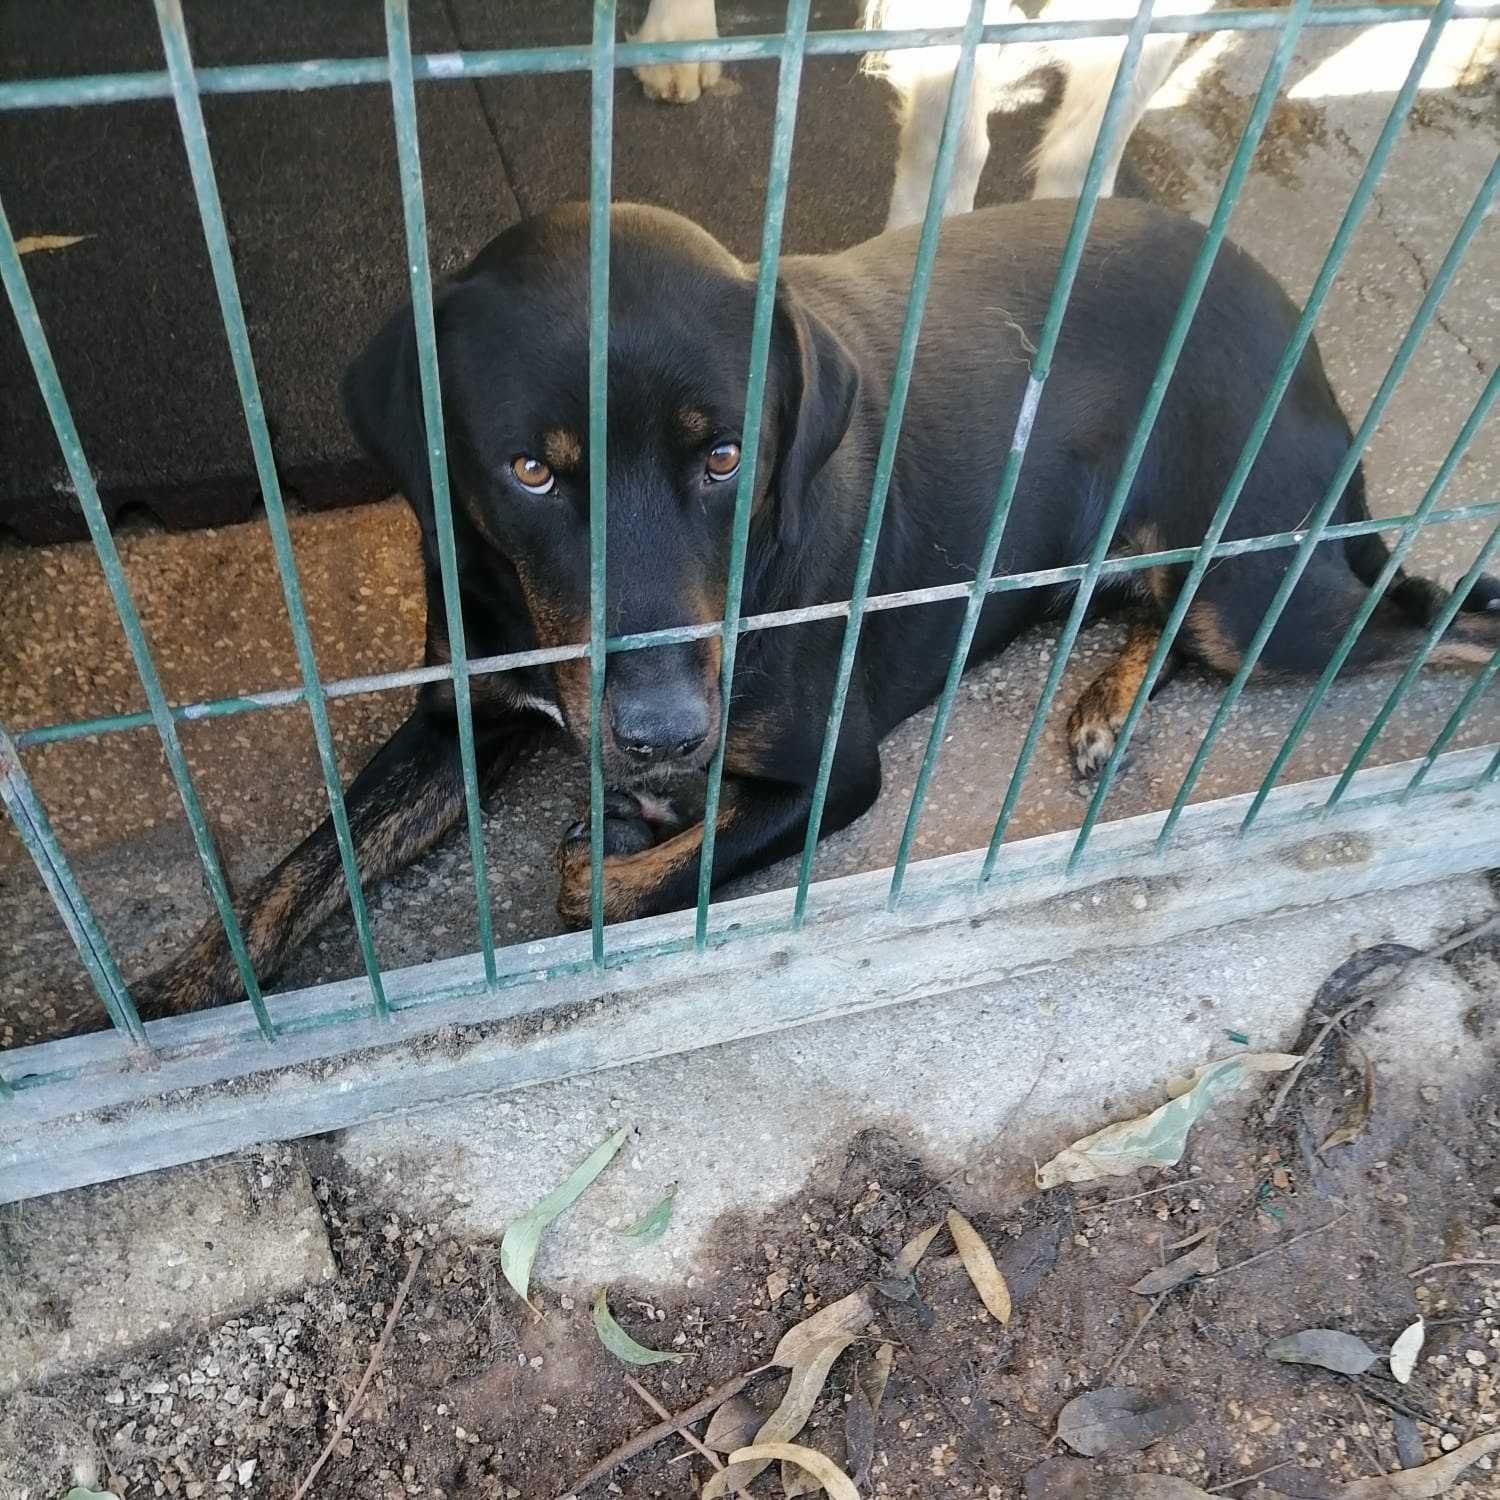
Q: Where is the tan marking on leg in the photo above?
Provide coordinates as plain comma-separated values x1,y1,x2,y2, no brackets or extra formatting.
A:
1183,600,1244,675
556,792,741,928
1066,620,1160,778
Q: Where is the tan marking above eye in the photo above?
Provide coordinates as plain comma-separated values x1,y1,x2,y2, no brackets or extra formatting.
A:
705,441,741,482
511,455,555,494
542,428,583,470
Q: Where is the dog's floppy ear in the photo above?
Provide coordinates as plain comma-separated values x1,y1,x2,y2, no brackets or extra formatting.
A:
772,281,859,549
341,299,438,540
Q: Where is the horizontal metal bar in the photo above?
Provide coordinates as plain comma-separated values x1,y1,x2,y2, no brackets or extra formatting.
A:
2,6,1497,112
5,743,1496,1195
17,499,1500,749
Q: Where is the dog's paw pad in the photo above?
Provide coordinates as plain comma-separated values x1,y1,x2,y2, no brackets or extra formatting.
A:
635,60,718,104
1069,722,1117,780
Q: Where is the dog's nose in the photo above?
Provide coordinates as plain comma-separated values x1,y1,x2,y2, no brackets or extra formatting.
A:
610,696,710,763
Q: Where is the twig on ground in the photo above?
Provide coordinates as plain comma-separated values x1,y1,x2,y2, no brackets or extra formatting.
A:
1407,1258,1500,1276
562,1364,772,1497
1103,1292,1167,1384
1208,1458,1297,1492
1201,1213,1348,1281
623,1376,725,1476
1092,1180,1204,1209
291,1249,423,1500
1351,1377,1457,1434
1352,1388,1388,1478
1267,913,1500,1123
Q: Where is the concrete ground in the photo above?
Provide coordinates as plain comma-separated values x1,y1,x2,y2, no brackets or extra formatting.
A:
3,14,1498,1047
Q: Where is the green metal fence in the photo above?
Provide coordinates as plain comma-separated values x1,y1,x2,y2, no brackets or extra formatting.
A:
2,1,1498,1186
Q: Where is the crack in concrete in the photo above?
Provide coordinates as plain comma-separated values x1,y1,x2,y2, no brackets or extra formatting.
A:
1368,187,1489,378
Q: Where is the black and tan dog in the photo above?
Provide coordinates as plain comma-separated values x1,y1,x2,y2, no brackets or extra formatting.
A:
138,199,1499,1014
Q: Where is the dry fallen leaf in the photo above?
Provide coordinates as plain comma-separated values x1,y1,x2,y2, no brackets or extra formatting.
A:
1036,1054,1301,1188
844,1342,893,1490
724,1443,858,1500
1264,1328,1378,1376
1130,1230,1220,1296
892,1222,942,1274
947,1210,1012,1324
16,233,90,255
1054,1388,1196,1457
1389,1317,1425,1385
771,1289,872,1368
1321,1026,1375,1151
703,1394,761,1454
703,1334,858,1498
1339,1430,1500,1496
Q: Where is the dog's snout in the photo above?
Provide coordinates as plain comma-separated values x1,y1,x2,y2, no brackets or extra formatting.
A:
610,693,711,764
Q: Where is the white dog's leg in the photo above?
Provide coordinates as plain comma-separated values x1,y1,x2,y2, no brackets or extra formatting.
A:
632,0,721,105
868,0,1020,230
1029,30,1188,197
885,69,993,230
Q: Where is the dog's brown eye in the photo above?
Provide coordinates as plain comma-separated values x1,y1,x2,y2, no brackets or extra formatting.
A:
511,455,554,494
705,441,741,483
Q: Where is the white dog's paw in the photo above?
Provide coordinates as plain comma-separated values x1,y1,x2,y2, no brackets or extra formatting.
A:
632,0,721,105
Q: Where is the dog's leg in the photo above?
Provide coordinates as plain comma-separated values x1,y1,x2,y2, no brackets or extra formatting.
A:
632,0,721,105
1066,619,1182,777
885,65,993,231
1030,29,1188,198
133,704,532,1016
555,765,882,928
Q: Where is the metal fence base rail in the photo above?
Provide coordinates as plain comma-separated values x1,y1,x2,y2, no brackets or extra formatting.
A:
4,745,1496,1203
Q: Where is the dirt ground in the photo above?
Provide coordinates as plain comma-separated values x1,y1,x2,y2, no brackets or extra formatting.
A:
5,931,1498,1500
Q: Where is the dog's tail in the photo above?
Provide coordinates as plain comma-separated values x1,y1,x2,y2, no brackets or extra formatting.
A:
1334,467,1500,670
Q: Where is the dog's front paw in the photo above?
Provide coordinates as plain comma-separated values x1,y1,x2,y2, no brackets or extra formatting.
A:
634,57,721,104
556,790,660,927
1066,697,1141,782
631,0,722,104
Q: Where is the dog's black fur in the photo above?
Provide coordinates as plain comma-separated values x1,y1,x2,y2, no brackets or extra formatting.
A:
139,199,1500,1012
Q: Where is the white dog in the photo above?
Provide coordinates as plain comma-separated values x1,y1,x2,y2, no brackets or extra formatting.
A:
631,0,1212,227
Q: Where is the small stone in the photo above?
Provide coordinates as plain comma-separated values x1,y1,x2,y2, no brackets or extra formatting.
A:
105,1390,126,1406
237,1460,257,1487
1466,1349,1487,1366
1440,1434,1460,1452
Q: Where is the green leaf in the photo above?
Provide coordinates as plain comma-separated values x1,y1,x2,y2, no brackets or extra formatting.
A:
618,1183,677,1242
591,1287,683,1366
499,1126,629,1302
63,1490,113,1500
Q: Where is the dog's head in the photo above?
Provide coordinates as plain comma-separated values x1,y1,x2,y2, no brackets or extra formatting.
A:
343,203,857,779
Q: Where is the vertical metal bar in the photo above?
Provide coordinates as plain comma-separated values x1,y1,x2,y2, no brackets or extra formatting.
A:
385,0,497,988
1156,103,1486,846
1400,640,1500,799
790,0,988,926
586,1,617,965
886,0,1160,907
157,0,389,1015
1243,354,1500,827
982,0,1312,881
1,726,147,1048
0,191,276,1042
1068,0,1459,860
1326,513,1500,805
694,0,813,949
